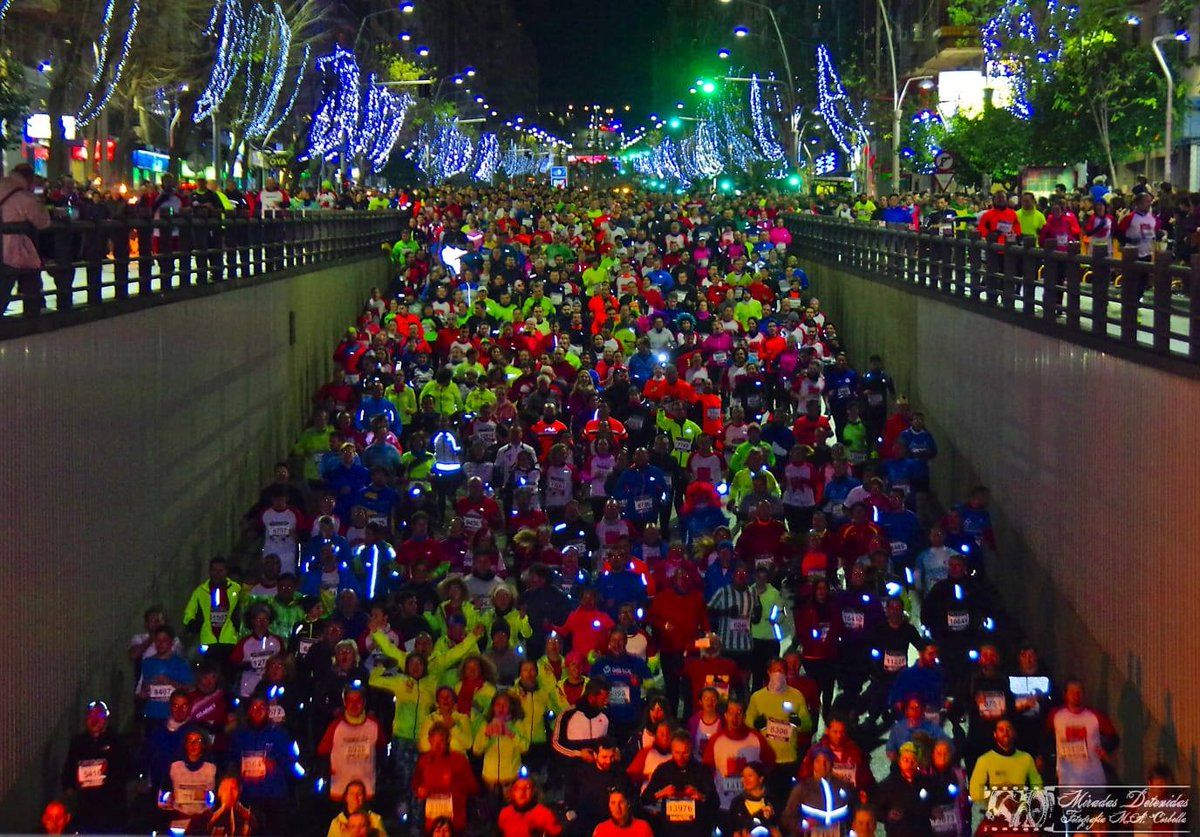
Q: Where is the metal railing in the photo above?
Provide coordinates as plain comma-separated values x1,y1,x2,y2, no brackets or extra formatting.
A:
0,210,405,330
789,215,1200,365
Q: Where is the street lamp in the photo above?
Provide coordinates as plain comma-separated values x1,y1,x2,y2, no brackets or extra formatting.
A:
892,75,934,192
1151,30,1189,187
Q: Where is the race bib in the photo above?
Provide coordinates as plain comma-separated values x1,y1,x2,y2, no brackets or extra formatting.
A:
174,787,209,807
634,496,653,514
808,826,840,837
765,718,792,743
867,392,883,406
268,704,286,724
722,774,744,795
848,450,867,465
77,759,107,788
609,684,631,705
425,794,454,820
345,741,372,761
729,618,751,635
1055,234,1068,247
673,438,692,453
978,693,1006,719
931,804,959,835
884,651,907,673
1059,737,1088,761
947,611,969,630
842,611,864,631
241,753,267,780
836,386,851,400
665,799,697,822
550,292,564,306
267,521,291,541
368,514,389,530
297,637,315,656
832,763,856,785
997,221,1013,235
463,515,483,533
149,683,175,701
211,610,228,629
712,352,728,364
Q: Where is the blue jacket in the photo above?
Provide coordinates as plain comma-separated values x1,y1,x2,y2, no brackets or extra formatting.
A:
355,395,402,433
900,428,938,462
704,561,734,602
227,722,297,801
612,466,669,524
300,535,350,574
589,653,653,725
683,505,731,546
596,569,648,617
325,462,371,514
628,352,657,388
141,656,194,721
889,663,946,710
299,561,360,599
143,722,195,787
884,455,928,488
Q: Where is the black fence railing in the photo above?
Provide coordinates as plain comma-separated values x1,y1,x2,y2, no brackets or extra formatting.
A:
789,215,1200,365
0,210,405,331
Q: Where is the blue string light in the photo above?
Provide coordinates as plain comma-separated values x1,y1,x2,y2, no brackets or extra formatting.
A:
749,74,785,163
360,77,414,172
243,2,293,139
77,0,141,126
981,0,1077,119
305,45,361,161
194,0,246,123
815,44,868,156
473,133,499,182
264,43,309,139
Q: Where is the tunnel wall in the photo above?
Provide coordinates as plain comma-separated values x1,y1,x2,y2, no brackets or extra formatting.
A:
803,257,1199,791
0,254,389,829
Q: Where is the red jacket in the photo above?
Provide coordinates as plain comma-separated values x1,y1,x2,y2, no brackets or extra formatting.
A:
497,803,563,836
647,588,709,655
735,519,787,566
412,750,480,832
682,654,744,705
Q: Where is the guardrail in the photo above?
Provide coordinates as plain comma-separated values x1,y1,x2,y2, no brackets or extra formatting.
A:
0,210,405,333
789,215,1200,365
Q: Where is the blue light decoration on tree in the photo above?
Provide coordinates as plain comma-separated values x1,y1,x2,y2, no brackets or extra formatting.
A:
815,44,869,157
305,44,361,161
194,0,247,123
264,43,310,139
749,73,785,165
359,77,414,172
500,142,537,177
472,133,499,181
417,117,474,182
77,0,142,126
981,0,1077,119
241,3,292,139
905,109,945,173
814,150,839,176
0,0,11,22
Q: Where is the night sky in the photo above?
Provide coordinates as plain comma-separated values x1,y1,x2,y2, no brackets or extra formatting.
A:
512,0,670,116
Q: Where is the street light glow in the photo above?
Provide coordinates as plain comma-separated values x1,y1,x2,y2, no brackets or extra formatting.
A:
718,48,731,59
734,25,749,37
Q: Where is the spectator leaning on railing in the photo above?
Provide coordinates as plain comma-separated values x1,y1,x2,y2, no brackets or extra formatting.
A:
0,163,52,316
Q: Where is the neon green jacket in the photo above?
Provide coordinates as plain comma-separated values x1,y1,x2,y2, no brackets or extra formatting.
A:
968,748,1042,804
419,380,463,417
508,682,559,745
417,710,476,754
473,719,530,786
183,580,245,646
655,413,704,468
729,467,780,511
746,685,813,764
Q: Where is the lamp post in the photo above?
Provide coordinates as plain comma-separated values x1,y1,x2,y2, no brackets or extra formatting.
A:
1150,30,1188,187
718,0,798,166
892,75,934,193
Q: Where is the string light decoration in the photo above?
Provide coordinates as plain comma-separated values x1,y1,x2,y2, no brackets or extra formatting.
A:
981,0,1077,119
242,2,292,139
815,44,869,156
77,0,141,126
416,117,475,182
472,133,499,181
359,76,414,172
264,43,310,138
194,0,246,122
0,0,12,22
814,149,838,176
749,74,785,163
500,142,538,177
904,109,945,174
305,44,361,161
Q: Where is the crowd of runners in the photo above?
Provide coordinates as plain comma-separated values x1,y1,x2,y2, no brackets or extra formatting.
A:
46,184,1167,837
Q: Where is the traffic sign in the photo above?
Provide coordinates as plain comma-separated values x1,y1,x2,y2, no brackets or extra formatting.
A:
934,150,956,173
550,165,568,188
933,172,955,192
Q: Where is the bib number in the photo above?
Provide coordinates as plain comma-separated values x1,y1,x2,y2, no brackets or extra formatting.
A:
634,496,653,514
77,759,107,788
241,753,267,780
884,651,907,673
729,617,751,635
609,684,632,705
765,718,792,743
425,794,454,820
665,799,697,822
947,611,969,630
149,683,175,701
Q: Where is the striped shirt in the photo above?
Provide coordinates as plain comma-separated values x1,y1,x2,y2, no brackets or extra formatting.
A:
707,585,758,653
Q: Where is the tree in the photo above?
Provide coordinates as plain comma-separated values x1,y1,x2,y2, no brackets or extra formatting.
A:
1048,28,1168,189
939,105,1034,186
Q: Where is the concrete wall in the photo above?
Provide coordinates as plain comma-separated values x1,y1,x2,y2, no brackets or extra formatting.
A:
804,259,1199,792
0,254,389,829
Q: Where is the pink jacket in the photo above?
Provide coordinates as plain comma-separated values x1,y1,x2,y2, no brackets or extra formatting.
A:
0,175,51,270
